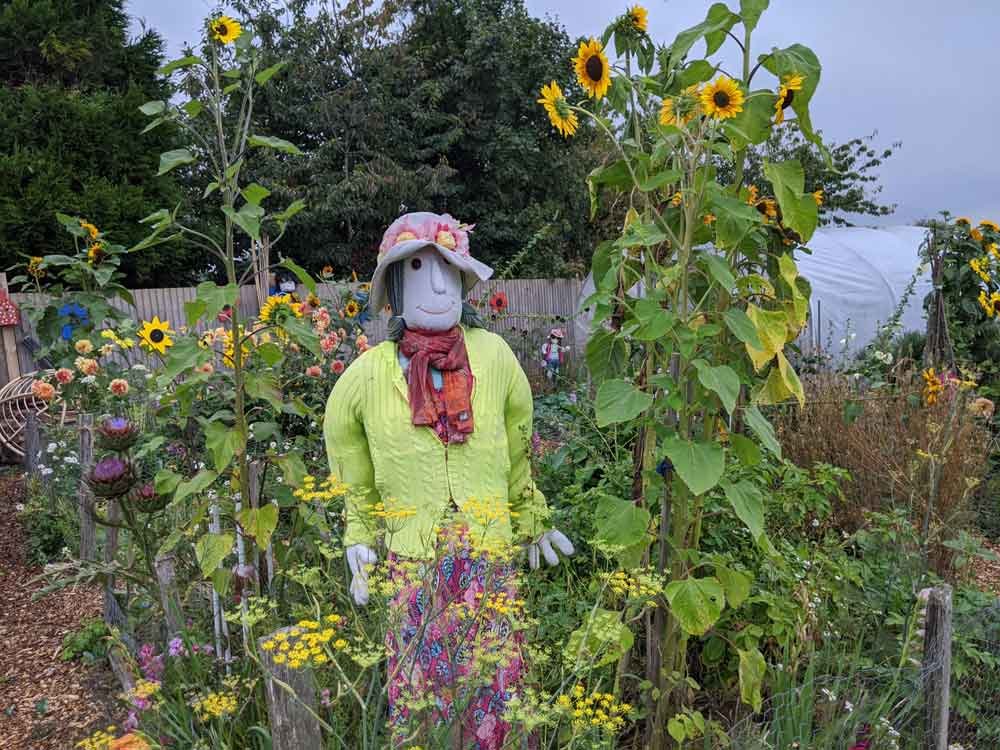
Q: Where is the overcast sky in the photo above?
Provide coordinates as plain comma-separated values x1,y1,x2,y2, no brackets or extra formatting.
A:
127,0,1000,227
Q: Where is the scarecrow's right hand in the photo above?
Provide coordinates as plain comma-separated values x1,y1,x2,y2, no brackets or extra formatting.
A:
346,544,378,606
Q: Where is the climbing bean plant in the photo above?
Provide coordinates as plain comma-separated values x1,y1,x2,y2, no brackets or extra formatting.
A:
540,2,824,745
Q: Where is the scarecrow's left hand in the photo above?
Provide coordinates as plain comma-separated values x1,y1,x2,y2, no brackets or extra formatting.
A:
528,529,575,570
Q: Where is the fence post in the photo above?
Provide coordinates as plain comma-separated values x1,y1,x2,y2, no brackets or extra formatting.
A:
259,627,322,750
154,553,184,638
923,584,952,750
23,410,40,477
78,413,96,561
103,495,121,626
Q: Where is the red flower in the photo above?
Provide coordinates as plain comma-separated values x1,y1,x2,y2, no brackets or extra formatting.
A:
489,290,508,313
330,360,345,375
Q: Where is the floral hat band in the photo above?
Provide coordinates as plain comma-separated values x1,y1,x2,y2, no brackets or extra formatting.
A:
378,213,475,261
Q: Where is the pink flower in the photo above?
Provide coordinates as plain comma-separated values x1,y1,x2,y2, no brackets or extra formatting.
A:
320,332,339,354
109,378,130,396
55,367,74,385
330,360,345,375
305,365,322,377
312,307,331,332
75,356,99,376
196,362,215,375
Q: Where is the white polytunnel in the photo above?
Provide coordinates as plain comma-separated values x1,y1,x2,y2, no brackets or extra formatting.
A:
574,226,934,358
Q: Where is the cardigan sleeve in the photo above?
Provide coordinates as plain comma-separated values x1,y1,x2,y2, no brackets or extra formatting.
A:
502,342,550,540
324,360,380,548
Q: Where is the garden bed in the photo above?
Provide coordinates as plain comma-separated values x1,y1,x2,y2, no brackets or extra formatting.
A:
0,472,122,749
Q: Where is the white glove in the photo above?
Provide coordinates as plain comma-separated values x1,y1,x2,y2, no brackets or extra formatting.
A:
528,529,575,570
346,544,378,606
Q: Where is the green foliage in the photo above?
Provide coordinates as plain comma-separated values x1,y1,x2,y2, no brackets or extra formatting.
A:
60,619,109,663
230,0,602,278
0,0,205,285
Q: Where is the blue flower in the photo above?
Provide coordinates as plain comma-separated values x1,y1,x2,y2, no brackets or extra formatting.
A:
354,291,372,325
656,458,673,478
58,303,89,341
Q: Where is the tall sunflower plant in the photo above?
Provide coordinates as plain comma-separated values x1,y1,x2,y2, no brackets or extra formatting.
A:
538,1,824,743
129,14,321,607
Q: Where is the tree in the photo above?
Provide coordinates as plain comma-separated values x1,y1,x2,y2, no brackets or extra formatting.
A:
236,0,601,279
737,124,899,227
0,0,206,286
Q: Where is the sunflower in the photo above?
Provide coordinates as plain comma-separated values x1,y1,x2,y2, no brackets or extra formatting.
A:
700,77,744,120
812,189,824,207
138,316,174,355
978,290,1000,318
981,219,1000,232
989,243,1000,260
573,39,611,100
756,198,778,221
627,5,648,32
209,15,242,45
537,81,579,138
773,73,805,124
87,242,105,264
79,220,99,239
27,256,45,279
259,294,303,325
659,98,686,127
343,299,361,319
359,282,371,293
971,228,985,242
970,257,991,283
746,185,759,205
702,213,716,225
955,217,971,226
670,192,683,207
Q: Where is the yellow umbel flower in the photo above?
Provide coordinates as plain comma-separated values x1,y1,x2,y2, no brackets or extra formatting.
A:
209,15,242,45
573,38,611,100
138,316,174,355
537,81,579,138
774,73,805,124
700,77,744,120
259,293,303,324
627,5,648,32
922,367,944,406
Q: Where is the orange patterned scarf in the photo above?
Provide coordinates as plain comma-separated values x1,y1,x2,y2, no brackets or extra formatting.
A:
398,327,474,443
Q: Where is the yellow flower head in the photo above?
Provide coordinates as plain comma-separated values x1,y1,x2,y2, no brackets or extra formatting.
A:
700,77,744,120
971,227,985,242
774,73,805,124
627,5,648,32
138,316,173,355
979,289,1000,318
573,38,611,100
812,189,824,207
970,256,991,283
259,293,304,325
87,241,105,264
980,219,1000,232
702,213,716,225
343,299,361,318
209,15,242,45
28,256,45,279
538,80,579,138
955,217,971,226
79,220,100,239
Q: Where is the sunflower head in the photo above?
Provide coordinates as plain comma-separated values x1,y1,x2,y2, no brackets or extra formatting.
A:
955,217,972,226
87,242,105,264
659,90,699,128
138,316,174,355
79,220,99,240
573,39,611,100
700,77,744,120
209,15,242,45
259,294,304,325
812,189,824,207
627,5,648,33
971,228,985,243
343,300,361,318
538,80,579,138
980,219,999,233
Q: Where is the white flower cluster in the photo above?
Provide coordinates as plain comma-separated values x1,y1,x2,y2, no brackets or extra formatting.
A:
872,350,893,365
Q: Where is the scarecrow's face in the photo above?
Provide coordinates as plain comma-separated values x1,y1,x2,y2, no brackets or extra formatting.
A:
402,246,463,331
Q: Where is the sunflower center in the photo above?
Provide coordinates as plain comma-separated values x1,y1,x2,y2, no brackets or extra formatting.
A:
713,90,731,108
216,22,229,36
781,89,795,109
150,329,165,343
585,55,604,82
993,299,1000,313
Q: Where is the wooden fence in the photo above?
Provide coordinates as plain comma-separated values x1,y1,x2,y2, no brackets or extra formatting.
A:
2,277,584,386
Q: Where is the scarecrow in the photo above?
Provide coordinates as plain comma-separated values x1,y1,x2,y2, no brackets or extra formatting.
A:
540,327,569,380
324,212,573,747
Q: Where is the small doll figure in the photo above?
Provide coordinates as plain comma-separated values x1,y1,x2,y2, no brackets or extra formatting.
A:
540,327,569,380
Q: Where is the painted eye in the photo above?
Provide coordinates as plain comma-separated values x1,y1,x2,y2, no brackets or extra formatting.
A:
410,258,422,270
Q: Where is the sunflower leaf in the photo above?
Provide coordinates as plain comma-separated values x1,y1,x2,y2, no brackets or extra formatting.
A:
759,44,830,164
158,55,202,76
739,0,770,32
254,61,286,86
248,134,303,155
763,159,818,242
157,148,195,176
138,100,166,116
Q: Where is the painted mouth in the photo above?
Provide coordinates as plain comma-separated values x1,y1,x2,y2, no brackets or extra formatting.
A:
416,305,453,315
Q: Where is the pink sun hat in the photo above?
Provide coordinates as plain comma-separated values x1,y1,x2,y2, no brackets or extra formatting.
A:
368,211,494,312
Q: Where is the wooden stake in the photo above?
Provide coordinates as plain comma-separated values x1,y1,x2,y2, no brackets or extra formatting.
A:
78,414,96,562
259,626,322,750
923,584,952,750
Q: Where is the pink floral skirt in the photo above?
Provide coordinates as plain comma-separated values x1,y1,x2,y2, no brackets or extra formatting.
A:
385,529,524,749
